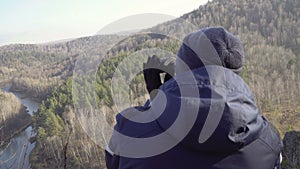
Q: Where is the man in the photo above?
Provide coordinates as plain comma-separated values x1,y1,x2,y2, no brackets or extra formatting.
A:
105,27,282,169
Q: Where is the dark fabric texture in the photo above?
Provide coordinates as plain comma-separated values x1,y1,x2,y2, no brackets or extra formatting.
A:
105,150,120,169
106,66,283,169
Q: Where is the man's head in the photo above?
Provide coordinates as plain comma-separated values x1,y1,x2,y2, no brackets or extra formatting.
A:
175,27,244,75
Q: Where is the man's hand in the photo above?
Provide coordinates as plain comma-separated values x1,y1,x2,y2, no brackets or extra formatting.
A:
143,55,163,100
143,55,174,100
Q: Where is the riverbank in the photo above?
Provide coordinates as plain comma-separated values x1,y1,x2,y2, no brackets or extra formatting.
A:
9,78,57,103
9,89,43,103
0,84,33,148
0,105,32,149
0,86,40,169
0,81,49,104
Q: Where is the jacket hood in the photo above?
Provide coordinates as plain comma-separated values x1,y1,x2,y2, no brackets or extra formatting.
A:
153,65,264,154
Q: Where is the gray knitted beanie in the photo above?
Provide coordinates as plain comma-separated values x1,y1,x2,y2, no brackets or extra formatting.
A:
175,27,245,74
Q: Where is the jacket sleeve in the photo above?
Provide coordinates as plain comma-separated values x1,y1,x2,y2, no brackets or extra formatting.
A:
105,112,125,169
105,148,120,169
105,102,151,169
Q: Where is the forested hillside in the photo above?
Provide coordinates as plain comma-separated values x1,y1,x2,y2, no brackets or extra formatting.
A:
0,35,121,100
0,0,299,168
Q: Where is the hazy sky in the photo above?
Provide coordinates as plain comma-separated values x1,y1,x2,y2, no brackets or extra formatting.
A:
0,0,208,46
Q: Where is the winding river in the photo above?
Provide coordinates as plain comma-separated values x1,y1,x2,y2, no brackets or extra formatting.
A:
0,85,40,169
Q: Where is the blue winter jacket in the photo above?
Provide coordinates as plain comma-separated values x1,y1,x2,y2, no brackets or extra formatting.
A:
105,66,282,169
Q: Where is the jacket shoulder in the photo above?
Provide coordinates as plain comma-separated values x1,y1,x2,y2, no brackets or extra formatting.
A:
115,106,164,138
